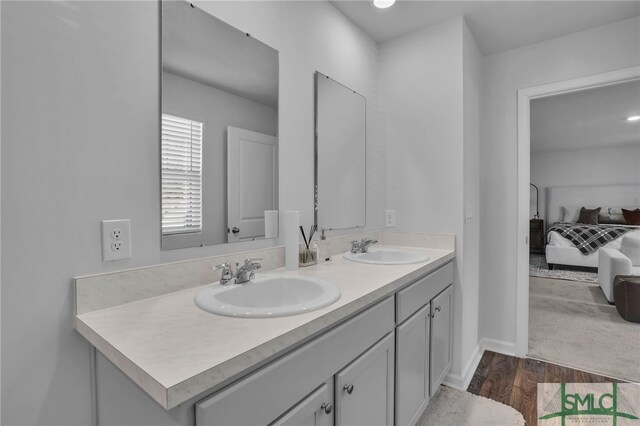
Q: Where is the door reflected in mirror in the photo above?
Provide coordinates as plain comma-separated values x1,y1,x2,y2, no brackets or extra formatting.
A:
315,72,366,231
161,1,279,250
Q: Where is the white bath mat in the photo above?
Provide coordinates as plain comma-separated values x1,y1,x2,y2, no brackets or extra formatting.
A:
416,386,525,426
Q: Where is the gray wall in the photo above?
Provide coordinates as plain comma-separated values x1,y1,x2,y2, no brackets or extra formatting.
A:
531,144,640,221
1,1,381,424
461,20,482,380
162,71,278,249
1,2,159,425
377,17,483,384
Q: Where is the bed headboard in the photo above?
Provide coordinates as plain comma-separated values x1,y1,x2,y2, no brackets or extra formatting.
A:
546,183,640,224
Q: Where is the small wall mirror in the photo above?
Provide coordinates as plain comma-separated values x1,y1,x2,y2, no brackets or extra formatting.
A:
315,72,366,231
161,1,279,250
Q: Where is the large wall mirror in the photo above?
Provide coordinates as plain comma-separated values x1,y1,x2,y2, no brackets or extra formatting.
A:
315,72,366,231
161,1,279,250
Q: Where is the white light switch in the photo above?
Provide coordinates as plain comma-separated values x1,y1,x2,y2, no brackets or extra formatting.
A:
101,219,132,261
465,208,474,224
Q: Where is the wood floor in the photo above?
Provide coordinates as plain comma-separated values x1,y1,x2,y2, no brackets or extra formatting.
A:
466,351,622,425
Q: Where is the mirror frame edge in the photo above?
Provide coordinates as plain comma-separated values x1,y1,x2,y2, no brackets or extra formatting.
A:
314,71,368,234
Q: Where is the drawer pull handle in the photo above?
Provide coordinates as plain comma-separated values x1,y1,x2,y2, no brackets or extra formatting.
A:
435,306,441,312
343,384,354,394
321,402,333,414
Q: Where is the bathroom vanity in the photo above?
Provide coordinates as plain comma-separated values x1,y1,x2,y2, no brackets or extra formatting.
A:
72,7,457,424
74,233,455,426
196,262,453,426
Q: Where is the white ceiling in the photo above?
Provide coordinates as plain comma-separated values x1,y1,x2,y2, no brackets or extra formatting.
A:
163,1,278,109
329,1,640,56
530,80,640,153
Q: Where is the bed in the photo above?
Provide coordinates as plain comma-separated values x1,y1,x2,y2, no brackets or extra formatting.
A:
544,184,640,269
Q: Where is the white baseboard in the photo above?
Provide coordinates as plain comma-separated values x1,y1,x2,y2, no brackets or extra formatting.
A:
479,337,516,356
443,344,482,390
443,338,517,391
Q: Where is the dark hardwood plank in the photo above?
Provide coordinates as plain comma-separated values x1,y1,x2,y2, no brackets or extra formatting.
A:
508,370,541,425
510,360,544,426
467,352,626,426
520,357,545,375
573,368,620,384
475,351,496,376
544,362,576,383
574,369,594,383
467,351,497,395
478,352,519,404
466,371,485,395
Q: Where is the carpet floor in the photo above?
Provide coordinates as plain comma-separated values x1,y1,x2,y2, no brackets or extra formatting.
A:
416,386,524,426
529,253,597,283
529,276,640,382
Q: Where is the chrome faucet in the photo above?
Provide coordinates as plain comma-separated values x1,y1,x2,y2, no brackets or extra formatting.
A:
211,262,235,285
350,238,378,254
211,258,262,285
235,258,262,283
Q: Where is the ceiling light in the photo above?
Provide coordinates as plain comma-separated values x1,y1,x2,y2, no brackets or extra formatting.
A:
373,0,395,9
627,115,640,122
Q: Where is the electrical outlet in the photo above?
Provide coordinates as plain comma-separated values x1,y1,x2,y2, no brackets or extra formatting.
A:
385,209,396,227
102,219,132,261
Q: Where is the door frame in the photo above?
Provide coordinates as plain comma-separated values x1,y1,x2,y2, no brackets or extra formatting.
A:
515,66,640,357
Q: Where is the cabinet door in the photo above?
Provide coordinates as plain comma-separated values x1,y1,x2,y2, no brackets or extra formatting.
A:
395,304,430,426
430,285,453,396
271,381,334,426
335,332,394,426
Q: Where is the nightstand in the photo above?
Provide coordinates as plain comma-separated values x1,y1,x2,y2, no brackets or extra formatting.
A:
530,219,545,254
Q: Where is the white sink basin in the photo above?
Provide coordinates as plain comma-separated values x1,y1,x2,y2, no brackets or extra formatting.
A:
194,274,341,318
344,249,429,265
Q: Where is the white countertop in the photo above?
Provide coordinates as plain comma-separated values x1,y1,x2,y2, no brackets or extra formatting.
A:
74,245,455,409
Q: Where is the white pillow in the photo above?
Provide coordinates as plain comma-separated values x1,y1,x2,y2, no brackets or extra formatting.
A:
620,233,640,267
603,207,640,215
561,206,580,223
607,207,623,215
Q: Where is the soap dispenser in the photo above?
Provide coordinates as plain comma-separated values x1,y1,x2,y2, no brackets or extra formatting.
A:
316,228,331,263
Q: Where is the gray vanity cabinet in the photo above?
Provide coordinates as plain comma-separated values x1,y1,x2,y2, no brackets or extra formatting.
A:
429,285,453,396
335,332,395,426
195,297,394,426
271,381,334,426
93,262,455,426
395,304,430,426
394,262,454,426
271,331,394,426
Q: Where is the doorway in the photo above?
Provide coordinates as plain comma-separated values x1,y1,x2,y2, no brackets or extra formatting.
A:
514,66,640,360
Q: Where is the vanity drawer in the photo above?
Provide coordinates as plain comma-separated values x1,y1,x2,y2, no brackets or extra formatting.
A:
396,262,453,324
196,296,394,426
